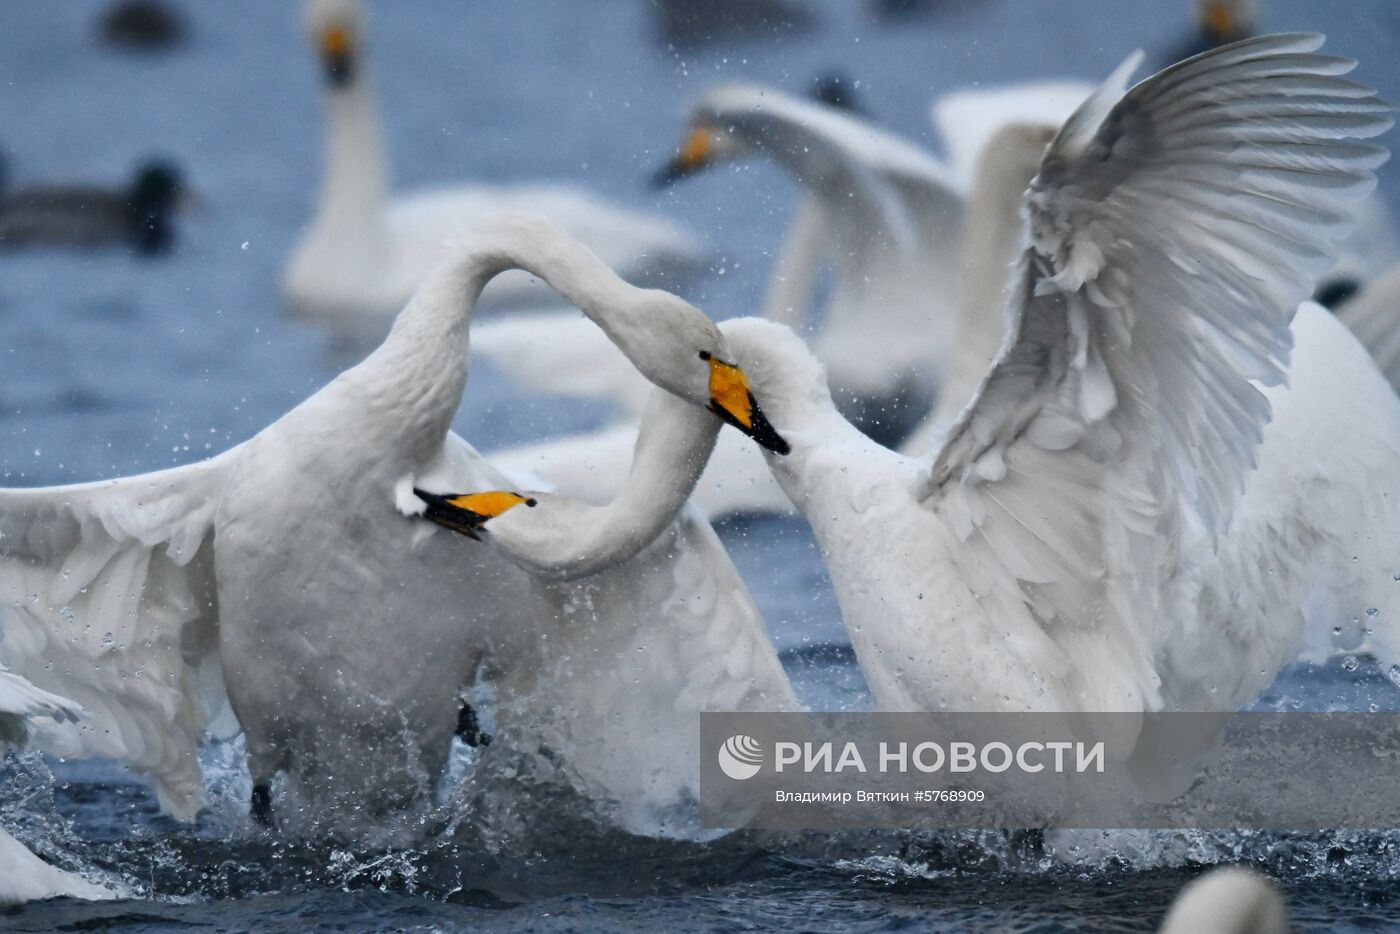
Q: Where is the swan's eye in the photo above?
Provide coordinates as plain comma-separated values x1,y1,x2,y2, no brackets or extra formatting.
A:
698,350,712,361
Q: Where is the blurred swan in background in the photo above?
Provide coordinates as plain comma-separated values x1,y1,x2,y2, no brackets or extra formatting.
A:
286,0,706,333
478,80,1092,517
0,214,789,836
650,81,966,441
529,38,1400,760
1332,260,1400,392
0,670,120,905
0,158,186,255
1158,867,1287,934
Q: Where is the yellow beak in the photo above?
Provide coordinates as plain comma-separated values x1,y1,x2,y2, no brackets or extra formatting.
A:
414,489,536,540
652,127,714,187
703,353,790,455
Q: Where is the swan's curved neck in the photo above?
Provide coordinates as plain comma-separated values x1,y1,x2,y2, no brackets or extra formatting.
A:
317,77,389,233
354,221,641,461
491,389,722,581
932,135,1042,422
760,194,826,327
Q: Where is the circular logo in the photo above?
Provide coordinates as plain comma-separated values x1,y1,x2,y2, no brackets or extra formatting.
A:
718,734,763,781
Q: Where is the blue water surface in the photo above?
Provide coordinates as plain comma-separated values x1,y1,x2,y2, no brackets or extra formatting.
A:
2,0,1400,930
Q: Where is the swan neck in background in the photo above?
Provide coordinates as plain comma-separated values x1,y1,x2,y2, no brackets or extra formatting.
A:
932,133,1041,423
760,194,826,328
318,75,389,233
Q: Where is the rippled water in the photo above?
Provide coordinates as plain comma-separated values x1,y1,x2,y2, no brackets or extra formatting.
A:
2,0,1400,930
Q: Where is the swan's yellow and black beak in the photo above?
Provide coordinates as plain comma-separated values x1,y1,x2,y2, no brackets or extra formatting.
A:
320,23,355,87
652,127,714,188
701,351,791,455
414,489,536,540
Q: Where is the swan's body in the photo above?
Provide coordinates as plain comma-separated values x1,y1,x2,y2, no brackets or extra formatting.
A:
413,384,800,826
0,671,119,905
0,215,792,835
286,0,705,333
552,37,1397,764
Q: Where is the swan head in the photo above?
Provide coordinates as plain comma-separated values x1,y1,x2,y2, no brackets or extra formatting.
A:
612,289,790,454
651,118,746,187
715,317,834,440
1194,0,1254,46
305,0,361,89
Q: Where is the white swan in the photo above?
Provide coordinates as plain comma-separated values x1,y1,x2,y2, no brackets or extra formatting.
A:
477,38,1400,752
1158,867,1287,934
717,34,1400,725
285,0,706,333
477,88,1088,518
0,214,792,835
0,670,119,905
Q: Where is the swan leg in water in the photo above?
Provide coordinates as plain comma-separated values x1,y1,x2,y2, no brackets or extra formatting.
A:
0,214,793,836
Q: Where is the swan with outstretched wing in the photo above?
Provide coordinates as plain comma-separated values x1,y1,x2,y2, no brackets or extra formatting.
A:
462,37,1400,748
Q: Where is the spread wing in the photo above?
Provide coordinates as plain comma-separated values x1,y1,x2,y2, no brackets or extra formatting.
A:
918,34,1390,704
0,451,237,820
0,668,82,748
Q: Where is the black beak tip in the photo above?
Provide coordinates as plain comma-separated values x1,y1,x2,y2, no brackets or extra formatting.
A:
745,395,791,456
323,52,354,88
651,162,683,189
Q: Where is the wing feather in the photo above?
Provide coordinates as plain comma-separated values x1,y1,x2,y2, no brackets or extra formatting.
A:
0,451,236,820
919,35,1389,682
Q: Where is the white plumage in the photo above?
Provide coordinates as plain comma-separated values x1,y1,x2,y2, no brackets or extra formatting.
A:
0,215,794,835
584,37,1399,765
476,81,1092,518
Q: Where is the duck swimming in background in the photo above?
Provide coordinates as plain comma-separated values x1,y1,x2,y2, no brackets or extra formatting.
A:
0,158,185,255
0,669,120,905
0,214,791,837
286,0,706,333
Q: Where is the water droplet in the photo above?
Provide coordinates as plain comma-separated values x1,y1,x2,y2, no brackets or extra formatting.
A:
1342,655,1360,672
